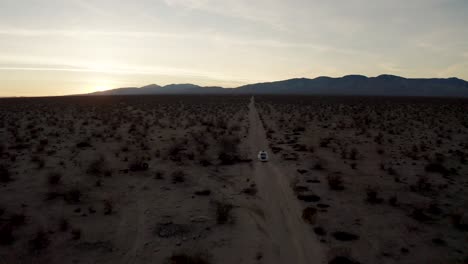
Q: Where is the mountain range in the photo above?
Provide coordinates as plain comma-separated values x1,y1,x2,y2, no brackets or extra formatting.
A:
88,75,468,97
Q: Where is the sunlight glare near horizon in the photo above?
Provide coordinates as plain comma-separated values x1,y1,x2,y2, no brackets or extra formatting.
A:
87,80,116,93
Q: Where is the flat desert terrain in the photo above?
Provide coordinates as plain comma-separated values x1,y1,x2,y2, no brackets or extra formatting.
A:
0,95,467,264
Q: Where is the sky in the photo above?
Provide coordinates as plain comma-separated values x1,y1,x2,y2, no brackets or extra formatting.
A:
0,0,467,96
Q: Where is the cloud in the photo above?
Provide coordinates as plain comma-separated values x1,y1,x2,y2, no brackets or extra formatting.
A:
0,28,190,38
163,0,289,31
0,62,260,86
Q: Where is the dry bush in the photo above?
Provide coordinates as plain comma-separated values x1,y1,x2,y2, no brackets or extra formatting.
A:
59,218,69,232
9,213,26,227
129,159,149,172
332,231,360,241
411,208,432,222
302,207,318,225
171,170,186,184
425,162,450,176
319,137,333,148
410,175,432,192
215,201,234,225
64,188,82,204
327,174,345,191
167,142,184,161
87,157,110,176
0,224,14,245
217,136,241,165
389,196,398,206
365,187,383,204
0,164,12,183
154,170,165,180
198,157,212,167
242,184,258,196
194,189,211,196
103,200,114,215
29,230,50,251
167,252,211,264
71,228,81,240
47,172,62,185
76,140,92,148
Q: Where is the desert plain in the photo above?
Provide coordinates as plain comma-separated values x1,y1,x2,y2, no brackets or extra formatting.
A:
0,95,467,264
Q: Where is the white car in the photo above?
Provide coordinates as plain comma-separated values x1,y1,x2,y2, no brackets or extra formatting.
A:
257,150,269,162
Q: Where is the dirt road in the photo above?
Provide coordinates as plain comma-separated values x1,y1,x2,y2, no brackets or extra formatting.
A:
248,97,324,264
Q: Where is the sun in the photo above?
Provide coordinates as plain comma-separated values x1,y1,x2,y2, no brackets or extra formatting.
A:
84,81,116,93
92,85,111,92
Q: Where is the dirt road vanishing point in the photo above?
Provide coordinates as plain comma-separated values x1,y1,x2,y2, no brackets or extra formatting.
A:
248,97,325,264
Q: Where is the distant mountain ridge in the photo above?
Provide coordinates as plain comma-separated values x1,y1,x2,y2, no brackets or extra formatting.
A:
88,74,468,97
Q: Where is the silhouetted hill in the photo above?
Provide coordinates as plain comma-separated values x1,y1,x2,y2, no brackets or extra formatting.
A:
88,75,468,97
90,83,225,95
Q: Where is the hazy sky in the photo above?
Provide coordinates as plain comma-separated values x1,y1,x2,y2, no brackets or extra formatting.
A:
1,0,467,96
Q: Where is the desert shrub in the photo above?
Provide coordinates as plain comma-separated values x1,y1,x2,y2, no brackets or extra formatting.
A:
319,137,332,148
425,163,450,175
199,158,212,167
95,179,102,187
411,208,432,222
302,207,318,225
103,200,114,215
327,175,344,191
365,187,383,204
329,256,360,264
171,170,186,184
154,170,165,180
217,137,241,165
297,194,321,202
76,141,92,148
387,167,397,176
47,172,62,185
428,202,442,215
64,188,82,204
194,189,211,196
410,175,432,192
39,139,48,146
9,213,26,227
293,184,309,194
71,228,81,240
242,184,258,196
31,156,45,169
215,201,234,225
45,191,62,201
313,162,324,170
0,224,14,245
29,230,50,251
0,164,12,182
167,142,184,161
87,157,109,176
313,227,326,236
349,148,358,160
332,231,360,241
129,159,149,172
167,253,211,264
59,218,69,232
389,196,398,206
156,222,189,238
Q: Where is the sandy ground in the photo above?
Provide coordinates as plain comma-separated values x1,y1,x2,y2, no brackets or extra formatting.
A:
247,97,324,264
256,95,468,264
1,95,467,264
